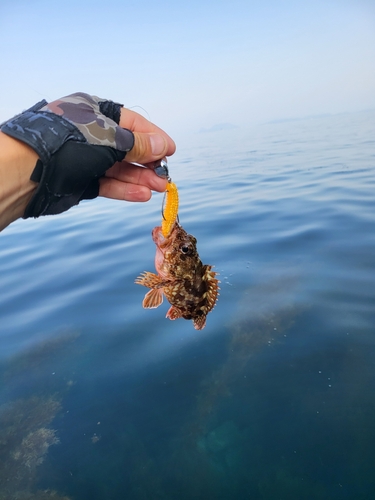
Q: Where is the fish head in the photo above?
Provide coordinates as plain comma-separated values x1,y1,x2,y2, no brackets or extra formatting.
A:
152,222,200,280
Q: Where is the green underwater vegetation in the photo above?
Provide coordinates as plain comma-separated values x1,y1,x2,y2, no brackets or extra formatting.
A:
0,395,70,500
0,332,78,500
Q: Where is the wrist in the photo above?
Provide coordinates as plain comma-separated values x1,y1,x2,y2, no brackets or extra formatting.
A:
0,131,39,230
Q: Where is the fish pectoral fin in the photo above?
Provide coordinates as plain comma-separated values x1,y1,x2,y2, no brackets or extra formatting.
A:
166,306,183,321
143,288,164,309
135,272,164,289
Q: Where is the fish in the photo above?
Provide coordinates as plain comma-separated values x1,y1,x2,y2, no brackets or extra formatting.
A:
135,222,219,330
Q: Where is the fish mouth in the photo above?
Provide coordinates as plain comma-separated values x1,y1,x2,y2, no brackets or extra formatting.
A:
152,223,179,276
152,226,169,271
152,226,164,245
154,245,165,273
152,222,179,248
152,225,176,277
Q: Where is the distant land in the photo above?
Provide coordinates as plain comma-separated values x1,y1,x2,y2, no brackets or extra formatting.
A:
265,108,375,125
198,123,238,133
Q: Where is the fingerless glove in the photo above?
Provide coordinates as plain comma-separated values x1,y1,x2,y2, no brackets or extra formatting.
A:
1,92,134,217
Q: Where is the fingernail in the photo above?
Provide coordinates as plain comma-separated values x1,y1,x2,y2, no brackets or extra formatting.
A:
150,134,166,156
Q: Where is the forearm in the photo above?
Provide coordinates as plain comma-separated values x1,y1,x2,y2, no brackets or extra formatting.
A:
0,131,38,231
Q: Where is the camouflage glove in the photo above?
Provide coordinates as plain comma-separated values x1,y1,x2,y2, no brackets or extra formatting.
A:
0,92,134,217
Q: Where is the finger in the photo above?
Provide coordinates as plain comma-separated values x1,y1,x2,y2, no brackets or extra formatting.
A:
99,177,153,202
104,162,168,192
123,132,165,164
120,108,169,135
120,108,176,161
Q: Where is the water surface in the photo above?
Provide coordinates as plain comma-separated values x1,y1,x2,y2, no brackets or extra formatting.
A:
0,110,374,499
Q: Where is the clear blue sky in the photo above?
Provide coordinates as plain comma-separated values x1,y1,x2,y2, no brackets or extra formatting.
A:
1,0,375,139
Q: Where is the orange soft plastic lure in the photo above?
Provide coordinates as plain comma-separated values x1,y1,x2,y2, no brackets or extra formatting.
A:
162,181,179,237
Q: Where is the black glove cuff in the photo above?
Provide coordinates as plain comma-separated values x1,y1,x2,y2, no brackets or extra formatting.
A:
23,141,126,218
1,106,86,166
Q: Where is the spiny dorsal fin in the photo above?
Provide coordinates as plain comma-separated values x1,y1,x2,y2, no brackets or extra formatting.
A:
202,265,220,313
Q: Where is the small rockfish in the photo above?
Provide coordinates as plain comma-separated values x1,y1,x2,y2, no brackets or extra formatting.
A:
135,222,219,330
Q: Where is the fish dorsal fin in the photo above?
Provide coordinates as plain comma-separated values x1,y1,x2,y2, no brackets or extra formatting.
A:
143,288,164,309
202,265,220,313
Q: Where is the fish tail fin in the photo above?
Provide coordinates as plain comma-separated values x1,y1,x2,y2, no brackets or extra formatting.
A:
193,315,207,330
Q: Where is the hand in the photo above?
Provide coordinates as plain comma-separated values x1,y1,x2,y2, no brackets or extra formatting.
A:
99,107,175,203
0,93,176,218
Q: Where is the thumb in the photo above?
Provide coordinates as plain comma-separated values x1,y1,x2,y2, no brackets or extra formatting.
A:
125,132,168,164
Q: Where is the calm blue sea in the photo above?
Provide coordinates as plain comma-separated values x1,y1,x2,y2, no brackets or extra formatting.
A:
1,110,374,499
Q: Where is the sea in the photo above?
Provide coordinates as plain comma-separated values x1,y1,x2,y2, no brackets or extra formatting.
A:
0,110,374,500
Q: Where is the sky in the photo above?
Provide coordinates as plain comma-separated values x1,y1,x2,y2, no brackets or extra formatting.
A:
1,0,375,142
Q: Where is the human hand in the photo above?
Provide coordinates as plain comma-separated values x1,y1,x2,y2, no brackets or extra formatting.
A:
99,107,175,203
0,93,175,218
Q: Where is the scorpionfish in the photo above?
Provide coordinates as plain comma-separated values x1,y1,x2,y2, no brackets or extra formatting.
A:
135,222,219,330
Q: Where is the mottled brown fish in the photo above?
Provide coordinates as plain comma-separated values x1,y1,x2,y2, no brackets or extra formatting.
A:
135,222,219,330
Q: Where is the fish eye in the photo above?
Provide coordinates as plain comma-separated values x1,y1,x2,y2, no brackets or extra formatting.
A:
181,244,190,254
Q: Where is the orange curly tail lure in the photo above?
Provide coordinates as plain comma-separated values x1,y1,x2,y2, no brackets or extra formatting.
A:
162,181,179,237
